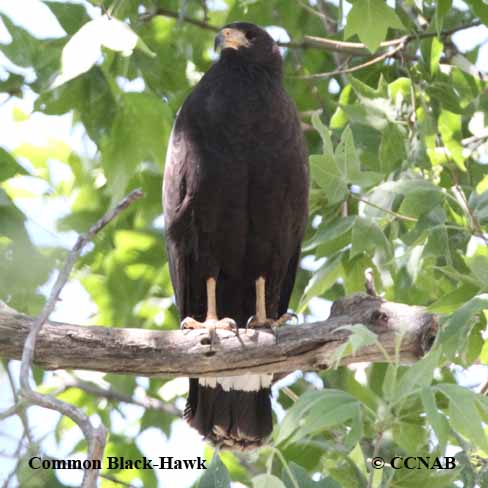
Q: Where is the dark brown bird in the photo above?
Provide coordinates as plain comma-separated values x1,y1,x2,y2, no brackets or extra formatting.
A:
163,22,308,450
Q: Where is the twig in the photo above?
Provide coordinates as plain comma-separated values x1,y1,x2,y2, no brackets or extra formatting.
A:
0,402,25,420
99,473,139,488
140,6,481,57
2,435,27,488
17,188,143,488
139,7,218,32
351,193,418,223
367,431,384,488
302,20,482,54
364,269,377,297
302,35,402,55
296,38,407,80
199,0,209,22
296,0,328,21
282,386,299,402
450,171,488,246
6,362,33,445
55,373,181,416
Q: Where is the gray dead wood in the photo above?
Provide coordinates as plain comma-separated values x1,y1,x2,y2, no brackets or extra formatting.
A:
0,293,437,377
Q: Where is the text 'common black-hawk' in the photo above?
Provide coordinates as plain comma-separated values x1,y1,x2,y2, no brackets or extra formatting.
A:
163,22,309,450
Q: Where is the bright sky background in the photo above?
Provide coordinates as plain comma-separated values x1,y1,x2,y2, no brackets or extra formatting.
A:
0,1,487,487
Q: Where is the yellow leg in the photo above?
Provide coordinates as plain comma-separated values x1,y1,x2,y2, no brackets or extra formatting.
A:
181,277,236,332
255,276,266,323
247,276,296,329
206,278,218,321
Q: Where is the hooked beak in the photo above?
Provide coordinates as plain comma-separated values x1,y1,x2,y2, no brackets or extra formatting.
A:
214,28,250,52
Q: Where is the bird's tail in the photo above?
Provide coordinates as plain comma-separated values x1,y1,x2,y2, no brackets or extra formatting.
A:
184,375,273,451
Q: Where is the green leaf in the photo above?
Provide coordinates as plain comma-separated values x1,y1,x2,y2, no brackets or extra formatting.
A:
298,253,343,312
282,462,341,488
345,0,404,52
335,126,360,181
45,1,90,35
36,66,116,145
435,383,488,451
304,216,356,252
394,349,442,401
421,37,444,76
435,0,452,35
427,284,479,314
438,110,466,170
330,324,380,367
465,0,488,25
309,154,348,204
0,148,28,181
420,388,449,450
440,293,488,359
350,217,391,258
465,246,488,290
379,123,406,173
276,389,360,445
102,92,171,201
197,453,231,488
311,112,334,159
427,83,464,114
252,474,286,488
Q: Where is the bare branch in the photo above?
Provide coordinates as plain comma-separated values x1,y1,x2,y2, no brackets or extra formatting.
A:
99,473,139,488
351,193,418,223
17,189,143,488
301,20,482,54
1,294,437,378
138,6,481,62
139,7,219,32
5,362,33,444
295,38,407,80
54,373,181,416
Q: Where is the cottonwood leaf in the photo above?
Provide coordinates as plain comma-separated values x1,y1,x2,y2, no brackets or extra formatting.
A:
298,253,343,312
345,0,404,52
420,388,449,451
197,453,231,488
394,349,441,402
440,293,488,359
277,389,360,445
52,15,152,88
435,383,488,452
252,474,286,488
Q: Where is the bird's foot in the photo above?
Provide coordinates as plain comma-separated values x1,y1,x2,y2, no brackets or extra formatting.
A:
246,313,297,340
181,317,239,345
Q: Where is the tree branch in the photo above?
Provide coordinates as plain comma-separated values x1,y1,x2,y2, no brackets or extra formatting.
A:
52,372,181,416
138,7,481,58
15,188,144,488
1,294,437,378
139,7,219,32
295,38,408,80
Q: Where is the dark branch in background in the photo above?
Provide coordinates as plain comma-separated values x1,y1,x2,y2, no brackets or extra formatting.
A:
139,7,218,31
0,293,438,377
12,189,143,488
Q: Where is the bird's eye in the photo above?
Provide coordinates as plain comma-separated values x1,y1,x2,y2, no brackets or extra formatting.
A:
245,31,257,41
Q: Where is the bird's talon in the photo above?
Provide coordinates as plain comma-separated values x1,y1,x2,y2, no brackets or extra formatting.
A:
288,312,299,324
246,315,256,330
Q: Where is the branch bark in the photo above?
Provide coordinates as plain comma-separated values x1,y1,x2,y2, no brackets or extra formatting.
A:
0,293,437,378
11,188,144,488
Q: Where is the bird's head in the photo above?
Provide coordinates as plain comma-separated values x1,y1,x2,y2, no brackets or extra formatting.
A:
214,22,281,68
